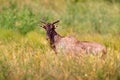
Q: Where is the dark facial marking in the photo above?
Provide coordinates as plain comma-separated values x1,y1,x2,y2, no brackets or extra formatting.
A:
45,23,55,40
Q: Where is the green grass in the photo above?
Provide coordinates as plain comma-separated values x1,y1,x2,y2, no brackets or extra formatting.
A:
0,0,120,80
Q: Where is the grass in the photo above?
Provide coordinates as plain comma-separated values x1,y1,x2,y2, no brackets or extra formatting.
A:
0,0,120,80
0,30,120,80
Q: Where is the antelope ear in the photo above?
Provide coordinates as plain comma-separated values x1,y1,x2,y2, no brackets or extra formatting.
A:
51,24,56,29
55,25,58,29
41,26,46,29
38,24,46,29
52,25,58,29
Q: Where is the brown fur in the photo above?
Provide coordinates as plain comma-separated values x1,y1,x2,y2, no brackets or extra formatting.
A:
39,20,107,57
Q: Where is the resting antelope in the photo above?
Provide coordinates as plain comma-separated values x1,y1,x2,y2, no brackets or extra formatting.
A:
39,19,107,57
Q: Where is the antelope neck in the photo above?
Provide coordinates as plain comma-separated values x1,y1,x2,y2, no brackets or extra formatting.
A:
50,30,61,45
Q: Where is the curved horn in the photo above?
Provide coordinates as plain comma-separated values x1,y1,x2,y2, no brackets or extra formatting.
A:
52,20,60,24
40,19,46,24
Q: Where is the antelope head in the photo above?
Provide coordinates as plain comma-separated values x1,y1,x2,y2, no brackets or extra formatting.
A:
39,19,60,42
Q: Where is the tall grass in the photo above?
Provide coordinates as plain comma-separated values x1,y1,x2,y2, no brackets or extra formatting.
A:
0,0,120,80
0,31,120,80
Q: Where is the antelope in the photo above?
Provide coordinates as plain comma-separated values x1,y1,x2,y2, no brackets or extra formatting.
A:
39,19,107,57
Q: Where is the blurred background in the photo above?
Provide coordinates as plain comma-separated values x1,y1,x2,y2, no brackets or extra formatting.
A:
0,0,120,80
0,0,120,35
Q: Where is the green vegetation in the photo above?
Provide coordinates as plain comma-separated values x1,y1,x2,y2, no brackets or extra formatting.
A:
0,0,120,80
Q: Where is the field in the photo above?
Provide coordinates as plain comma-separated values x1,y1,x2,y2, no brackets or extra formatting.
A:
0,0,120,80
